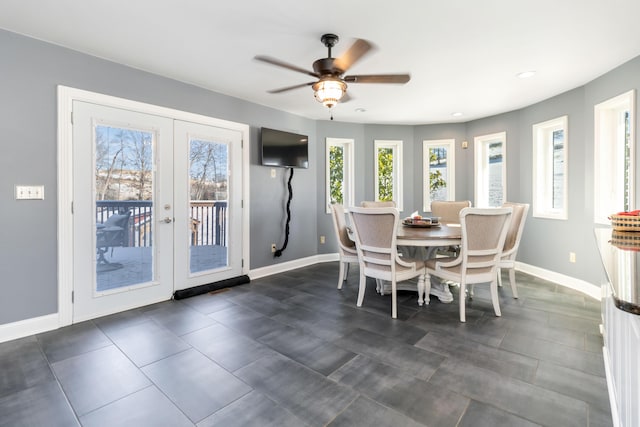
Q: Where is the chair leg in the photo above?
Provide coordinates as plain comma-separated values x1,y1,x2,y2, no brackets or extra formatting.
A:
337,261,346,289
490,279,502,317
508,268,518,299
497,267,503,287
391,280,397,319
459,283,466,322
356,271,367,307
469,284,474,298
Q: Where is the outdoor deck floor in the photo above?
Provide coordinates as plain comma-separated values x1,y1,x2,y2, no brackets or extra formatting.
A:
97,245,227,291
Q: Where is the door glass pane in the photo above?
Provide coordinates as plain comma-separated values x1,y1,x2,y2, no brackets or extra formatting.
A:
189,139,229,273
95,125,154,291
488,141,503,207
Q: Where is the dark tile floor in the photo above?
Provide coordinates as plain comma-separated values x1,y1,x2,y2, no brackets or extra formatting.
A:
0,263,612,426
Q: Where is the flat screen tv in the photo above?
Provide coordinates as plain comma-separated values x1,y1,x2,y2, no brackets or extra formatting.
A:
260,127,309,169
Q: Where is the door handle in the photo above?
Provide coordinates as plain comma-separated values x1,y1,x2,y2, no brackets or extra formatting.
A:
162,217,173,224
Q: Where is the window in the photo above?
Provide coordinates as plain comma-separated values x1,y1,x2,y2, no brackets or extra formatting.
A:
532,116,568,219
474,132,506,207
423,139,456,211
594,90,635,224
374,140,403,210
326,137,354,213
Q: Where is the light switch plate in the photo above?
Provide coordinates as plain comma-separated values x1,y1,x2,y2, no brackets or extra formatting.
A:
15,185,45,200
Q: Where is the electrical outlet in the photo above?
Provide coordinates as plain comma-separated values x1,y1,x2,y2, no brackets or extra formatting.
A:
270,168,276,178
569,252,576,263
271,243,276,253
320,235,325,244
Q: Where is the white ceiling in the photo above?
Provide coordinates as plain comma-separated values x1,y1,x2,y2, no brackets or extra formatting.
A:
2,0,640,125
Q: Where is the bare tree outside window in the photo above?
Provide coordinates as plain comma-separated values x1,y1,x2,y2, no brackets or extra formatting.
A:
190,140,228,201
128,131,153,200
95,126,153,201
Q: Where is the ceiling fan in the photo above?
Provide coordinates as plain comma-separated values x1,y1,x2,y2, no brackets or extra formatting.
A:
255,33,410,112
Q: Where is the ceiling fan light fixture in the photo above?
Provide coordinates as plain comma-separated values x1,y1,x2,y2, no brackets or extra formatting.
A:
257,34,408,113
313,78,347,109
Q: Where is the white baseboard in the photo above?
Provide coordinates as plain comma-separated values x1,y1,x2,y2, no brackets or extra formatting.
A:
516,262,601,300
249,253,338,280
0,313,59,344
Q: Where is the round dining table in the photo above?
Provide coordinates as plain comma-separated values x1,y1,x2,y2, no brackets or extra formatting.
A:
396,223,462,247
395,223,462,305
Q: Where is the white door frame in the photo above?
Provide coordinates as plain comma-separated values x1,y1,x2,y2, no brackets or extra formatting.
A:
57,85,250,327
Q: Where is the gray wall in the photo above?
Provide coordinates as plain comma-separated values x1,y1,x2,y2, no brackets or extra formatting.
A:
510,88,594,281
2,28,639,327
0,29,318,324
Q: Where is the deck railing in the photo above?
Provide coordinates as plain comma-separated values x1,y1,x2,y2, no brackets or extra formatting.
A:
96,200,227,247
189,201,227,247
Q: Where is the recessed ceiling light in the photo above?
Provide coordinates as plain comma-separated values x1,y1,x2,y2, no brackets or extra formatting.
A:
517,71,536,79
355,108,366,113
451,112,463,117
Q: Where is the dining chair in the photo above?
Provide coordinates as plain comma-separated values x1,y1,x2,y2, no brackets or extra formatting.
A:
428,200,472,300
348,206,426,319
360,200,425,296
497,202,530,298
360,200,397,208
425,207,512,322
430,200,472,224
430,200,471,256
329,203,359,289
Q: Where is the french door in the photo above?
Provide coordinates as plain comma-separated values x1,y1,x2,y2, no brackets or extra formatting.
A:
173,120,243,290
71,100,243,322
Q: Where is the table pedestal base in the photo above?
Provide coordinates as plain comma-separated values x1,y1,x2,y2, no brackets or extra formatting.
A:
428,278,454,303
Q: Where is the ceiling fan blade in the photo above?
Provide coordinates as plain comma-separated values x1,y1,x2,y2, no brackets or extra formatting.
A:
344,74,411,84
267,82,315,94
254,55,319,78
333,39,373,73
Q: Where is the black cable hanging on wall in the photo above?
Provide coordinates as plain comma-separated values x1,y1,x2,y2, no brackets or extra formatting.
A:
274,167,294,257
